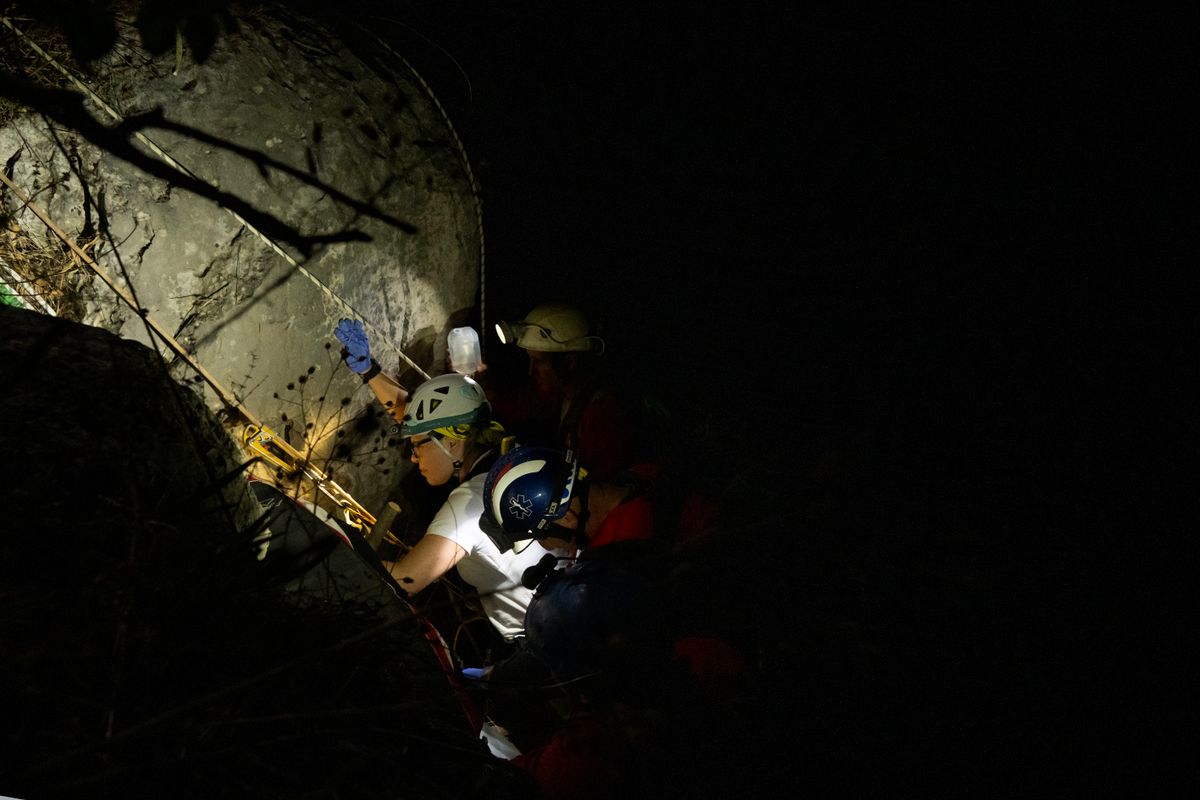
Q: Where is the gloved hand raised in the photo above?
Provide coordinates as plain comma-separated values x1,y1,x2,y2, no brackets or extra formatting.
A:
334,318,374,374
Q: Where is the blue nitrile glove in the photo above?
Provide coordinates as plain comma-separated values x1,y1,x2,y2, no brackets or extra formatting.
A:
461,667,489,681
334,318,373,374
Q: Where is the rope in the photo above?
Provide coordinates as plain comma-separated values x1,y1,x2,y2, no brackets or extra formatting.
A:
1,169,378,529
0,170,257,422
0,14,430,381
361,25,487,360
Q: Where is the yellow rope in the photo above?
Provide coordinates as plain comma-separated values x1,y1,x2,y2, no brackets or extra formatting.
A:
0,14,430,381
0,171,250,415
0,170,376,529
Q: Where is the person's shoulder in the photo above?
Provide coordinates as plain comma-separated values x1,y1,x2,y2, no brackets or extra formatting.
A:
460,471,488,492
445,472,486,501
433,474,486,521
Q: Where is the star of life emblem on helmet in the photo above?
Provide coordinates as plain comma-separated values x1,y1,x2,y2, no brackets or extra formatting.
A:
509,494,534,519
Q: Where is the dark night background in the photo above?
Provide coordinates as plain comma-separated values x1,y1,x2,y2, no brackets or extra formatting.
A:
390,3,1138,436
3,1,1183,792
387,5,1180,788
395,3,1130,536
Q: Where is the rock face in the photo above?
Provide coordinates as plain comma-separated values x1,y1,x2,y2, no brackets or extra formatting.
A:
0,304,515,798
0,4,482,515
0,304,262,552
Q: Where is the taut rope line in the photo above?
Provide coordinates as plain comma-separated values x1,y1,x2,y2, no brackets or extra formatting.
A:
361,25,486,359
1,14,429,381
1,171,375,529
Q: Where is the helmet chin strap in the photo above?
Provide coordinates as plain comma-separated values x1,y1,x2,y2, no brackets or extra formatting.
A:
431,435,463,474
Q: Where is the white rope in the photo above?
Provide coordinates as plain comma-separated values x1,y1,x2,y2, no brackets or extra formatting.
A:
362,26,487,359
1,169,378,528
1,15,430,380
0,169,252,417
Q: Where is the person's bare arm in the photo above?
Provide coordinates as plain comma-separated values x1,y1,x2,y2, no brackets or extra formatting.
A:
367,371,410,423
383,533,466,594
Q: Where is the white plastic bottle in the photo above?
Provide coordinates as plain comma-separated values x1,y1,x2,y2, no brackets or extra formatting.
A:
448,326,481,375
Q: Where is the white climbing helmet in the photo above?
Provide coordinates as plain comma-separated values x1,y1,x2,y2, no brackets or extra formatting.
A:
400,373,490,437
496,303,606,354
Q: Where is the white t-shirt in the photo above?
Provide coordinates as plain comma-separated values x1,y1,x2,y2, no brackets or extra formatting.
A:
426,472,552,641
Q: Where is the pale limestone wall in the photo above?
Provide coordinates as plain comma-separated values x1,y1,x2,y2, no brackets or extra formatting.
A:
0,7,481,514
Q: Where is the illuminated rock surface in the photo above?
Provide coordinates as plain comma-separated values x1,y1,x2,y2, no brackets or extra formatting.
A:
0,5,481,514
0,303,523,797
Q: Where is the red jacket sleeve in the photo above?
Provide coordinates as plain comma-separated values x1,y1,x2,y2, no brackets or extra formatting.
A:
512,714,630,800
575,390,635,481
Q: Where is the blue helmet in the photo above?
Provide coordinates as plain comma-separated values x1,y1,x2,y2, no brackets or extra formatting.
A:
479,446,582,553
523,557,663,681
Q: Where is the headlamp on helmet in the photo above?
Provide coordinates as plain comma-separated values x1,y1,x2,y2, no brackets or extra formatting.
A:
495,303,605,354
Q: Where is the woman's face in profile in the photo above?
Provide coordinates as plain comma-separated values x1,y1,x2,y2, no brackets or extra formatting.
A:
409,435,456,486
